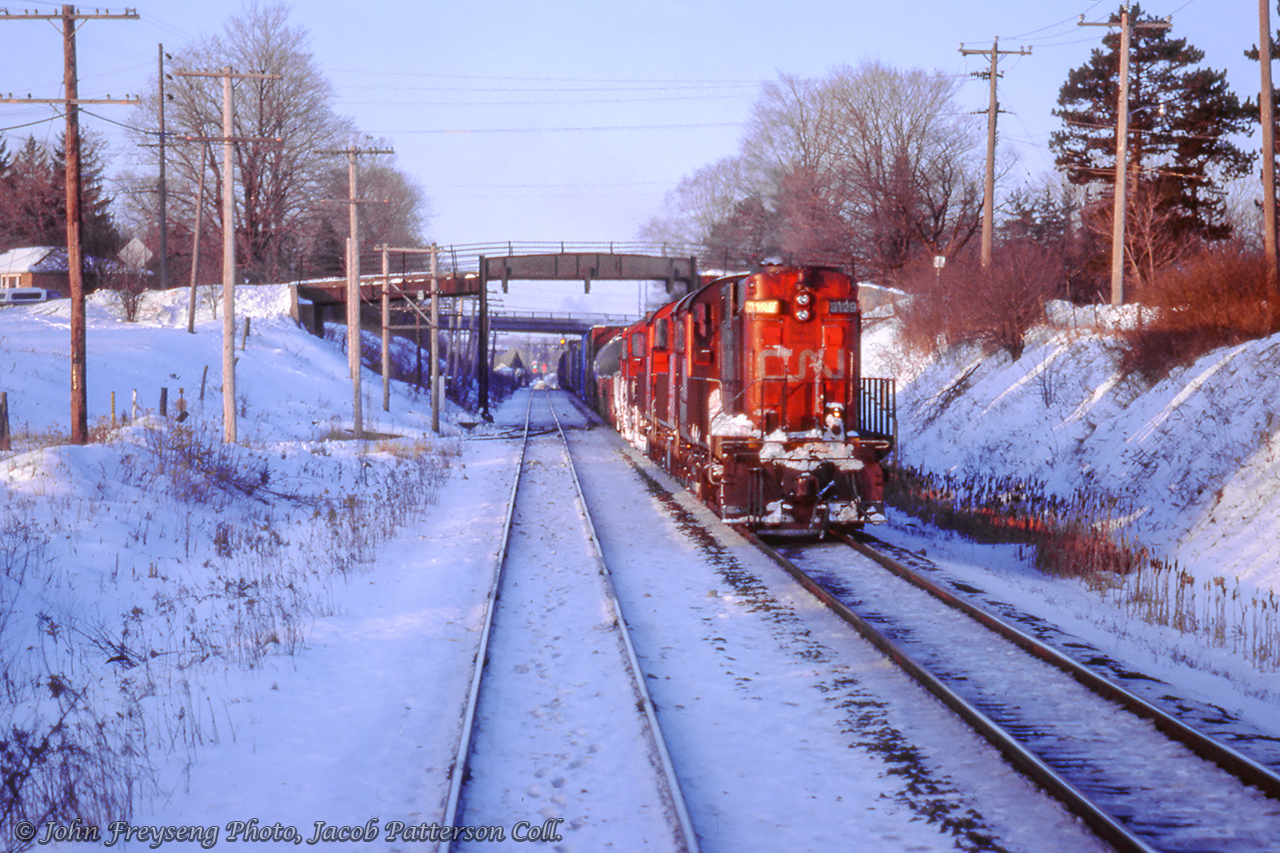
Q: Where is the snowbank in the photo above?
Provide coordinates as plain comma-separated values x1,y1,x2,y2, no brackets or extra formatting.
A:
0,283,464,443
865,304,1280,595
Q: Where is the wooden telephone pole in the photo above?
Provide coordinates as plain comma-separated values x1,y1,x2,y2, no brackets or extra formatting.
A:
172,67,281,443
1080,5,1171,306
960,37,1031,268
1,6,139,444
323,145,393,440
1259,0,1279,293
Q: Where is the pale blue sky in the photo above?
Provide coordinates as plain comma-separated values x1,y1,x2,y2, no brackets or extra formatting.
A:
0,1,1267,249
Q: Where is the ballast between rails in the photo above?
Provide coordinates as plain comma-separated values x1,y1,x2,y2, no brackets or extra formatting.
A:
439,393,534,853
547,395,701,853
839,531,1280,803
441,391,699,853
744,533,1161,853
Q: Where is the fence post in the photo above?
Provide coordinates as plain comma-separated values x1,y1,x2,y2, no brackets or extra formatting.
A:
0,391,10,451
160,387,169,418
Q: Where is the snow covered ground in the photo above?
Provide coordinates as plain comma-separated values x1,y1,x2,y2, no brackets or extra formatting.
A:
864,301,1280,597
2,287,1277,851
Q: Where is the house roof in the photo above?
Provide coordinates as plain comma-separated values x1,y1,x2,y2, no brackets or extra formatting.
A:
0,246,64,274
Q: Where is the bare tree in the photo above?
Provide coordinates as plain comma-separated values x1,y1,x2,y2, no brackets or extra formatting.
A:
1124,179,1197,291
120,2,427,285
327,157,429,262
820,62,983,277
899,239,1057,361
641,156,754,249
649,62,983,281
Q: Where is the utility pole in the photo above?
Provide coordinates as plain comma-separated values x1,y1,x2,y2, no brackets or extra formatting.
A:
1259,0,1279,293
173,67,281,443
158,44,169,291
1080,4,1171,306
186,143,209,334
322,144,393,440
1,6,139,445
374,245,442,432
430,244,440,434
960,37,1031,268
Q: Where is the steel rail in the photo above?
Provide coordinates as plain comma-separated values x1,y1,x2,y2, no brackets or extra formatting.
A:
744,531,1159,853
438,392,534,853
547,390,702,853
839,531,1280,803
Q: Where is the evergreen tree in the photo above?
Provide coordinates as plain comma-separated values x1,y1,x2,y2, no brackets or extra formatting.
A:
3,137,63,248
0,133,121,259
1051,5,1253,246
53,132,123,261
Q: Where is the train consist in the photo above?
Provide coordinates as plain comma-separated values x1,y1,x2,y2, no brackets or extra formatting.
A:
559,264,896,535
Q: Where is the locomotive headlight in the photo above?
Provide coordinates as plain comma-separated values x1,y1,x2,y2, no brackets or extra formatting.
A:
795,308,812,322
795,292,812,306
824,402,845,438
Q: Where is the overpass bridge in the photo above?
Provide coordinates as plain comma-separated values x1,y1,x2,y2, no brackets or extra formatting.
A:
442,310,637,336
293,247,706,420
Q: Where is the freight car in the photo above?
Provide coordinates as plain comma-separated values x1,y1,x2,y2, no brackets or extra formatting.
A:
565,264,895,535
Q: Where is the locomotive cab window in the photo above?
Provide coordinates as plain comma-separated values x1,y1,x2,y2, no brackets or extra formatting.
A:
692,302,715,364
654,318,669,351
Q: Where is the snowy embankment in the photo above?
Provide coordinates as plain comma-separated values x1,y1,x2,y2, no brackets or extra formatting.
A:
864,301,1280,596
0,286,472,848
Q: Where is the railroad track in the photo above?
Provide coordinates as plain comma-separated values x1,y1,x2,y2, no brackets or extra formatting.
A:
440,389,699,853
746,530,1280,853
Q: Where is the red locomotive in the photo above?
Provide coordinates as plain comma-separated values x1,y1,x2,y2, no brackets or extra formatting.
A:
560,264,895,535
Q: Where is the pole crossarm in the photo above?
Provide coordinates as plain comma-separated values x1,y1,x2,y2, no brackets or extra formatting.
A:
0,96,138,104
173,69,281,81
0,9,139,20
178,135,284,144
320,147,395,156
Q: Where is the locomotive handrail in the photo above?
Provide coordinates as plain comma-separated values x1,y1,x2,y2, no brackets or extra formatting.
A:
859,377,897,441
710,375,897,441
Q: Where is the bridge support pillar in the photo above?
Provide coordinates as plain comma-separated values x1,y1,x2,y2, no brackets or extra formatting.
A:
478,256,492,421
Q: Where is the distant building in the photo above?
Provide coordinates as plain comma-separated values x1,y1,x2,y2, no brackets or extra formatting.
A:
0,245,133,293
0,246,70,292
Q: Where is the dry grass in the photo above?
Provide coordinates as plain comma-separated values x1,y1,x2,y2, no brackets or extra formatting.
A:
1,419,458,851
887,463,1280,671
1121,246,1280,381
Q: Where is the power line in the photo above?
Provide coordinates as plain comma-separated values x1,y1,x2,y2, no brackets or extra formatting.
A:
377,121,742,135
